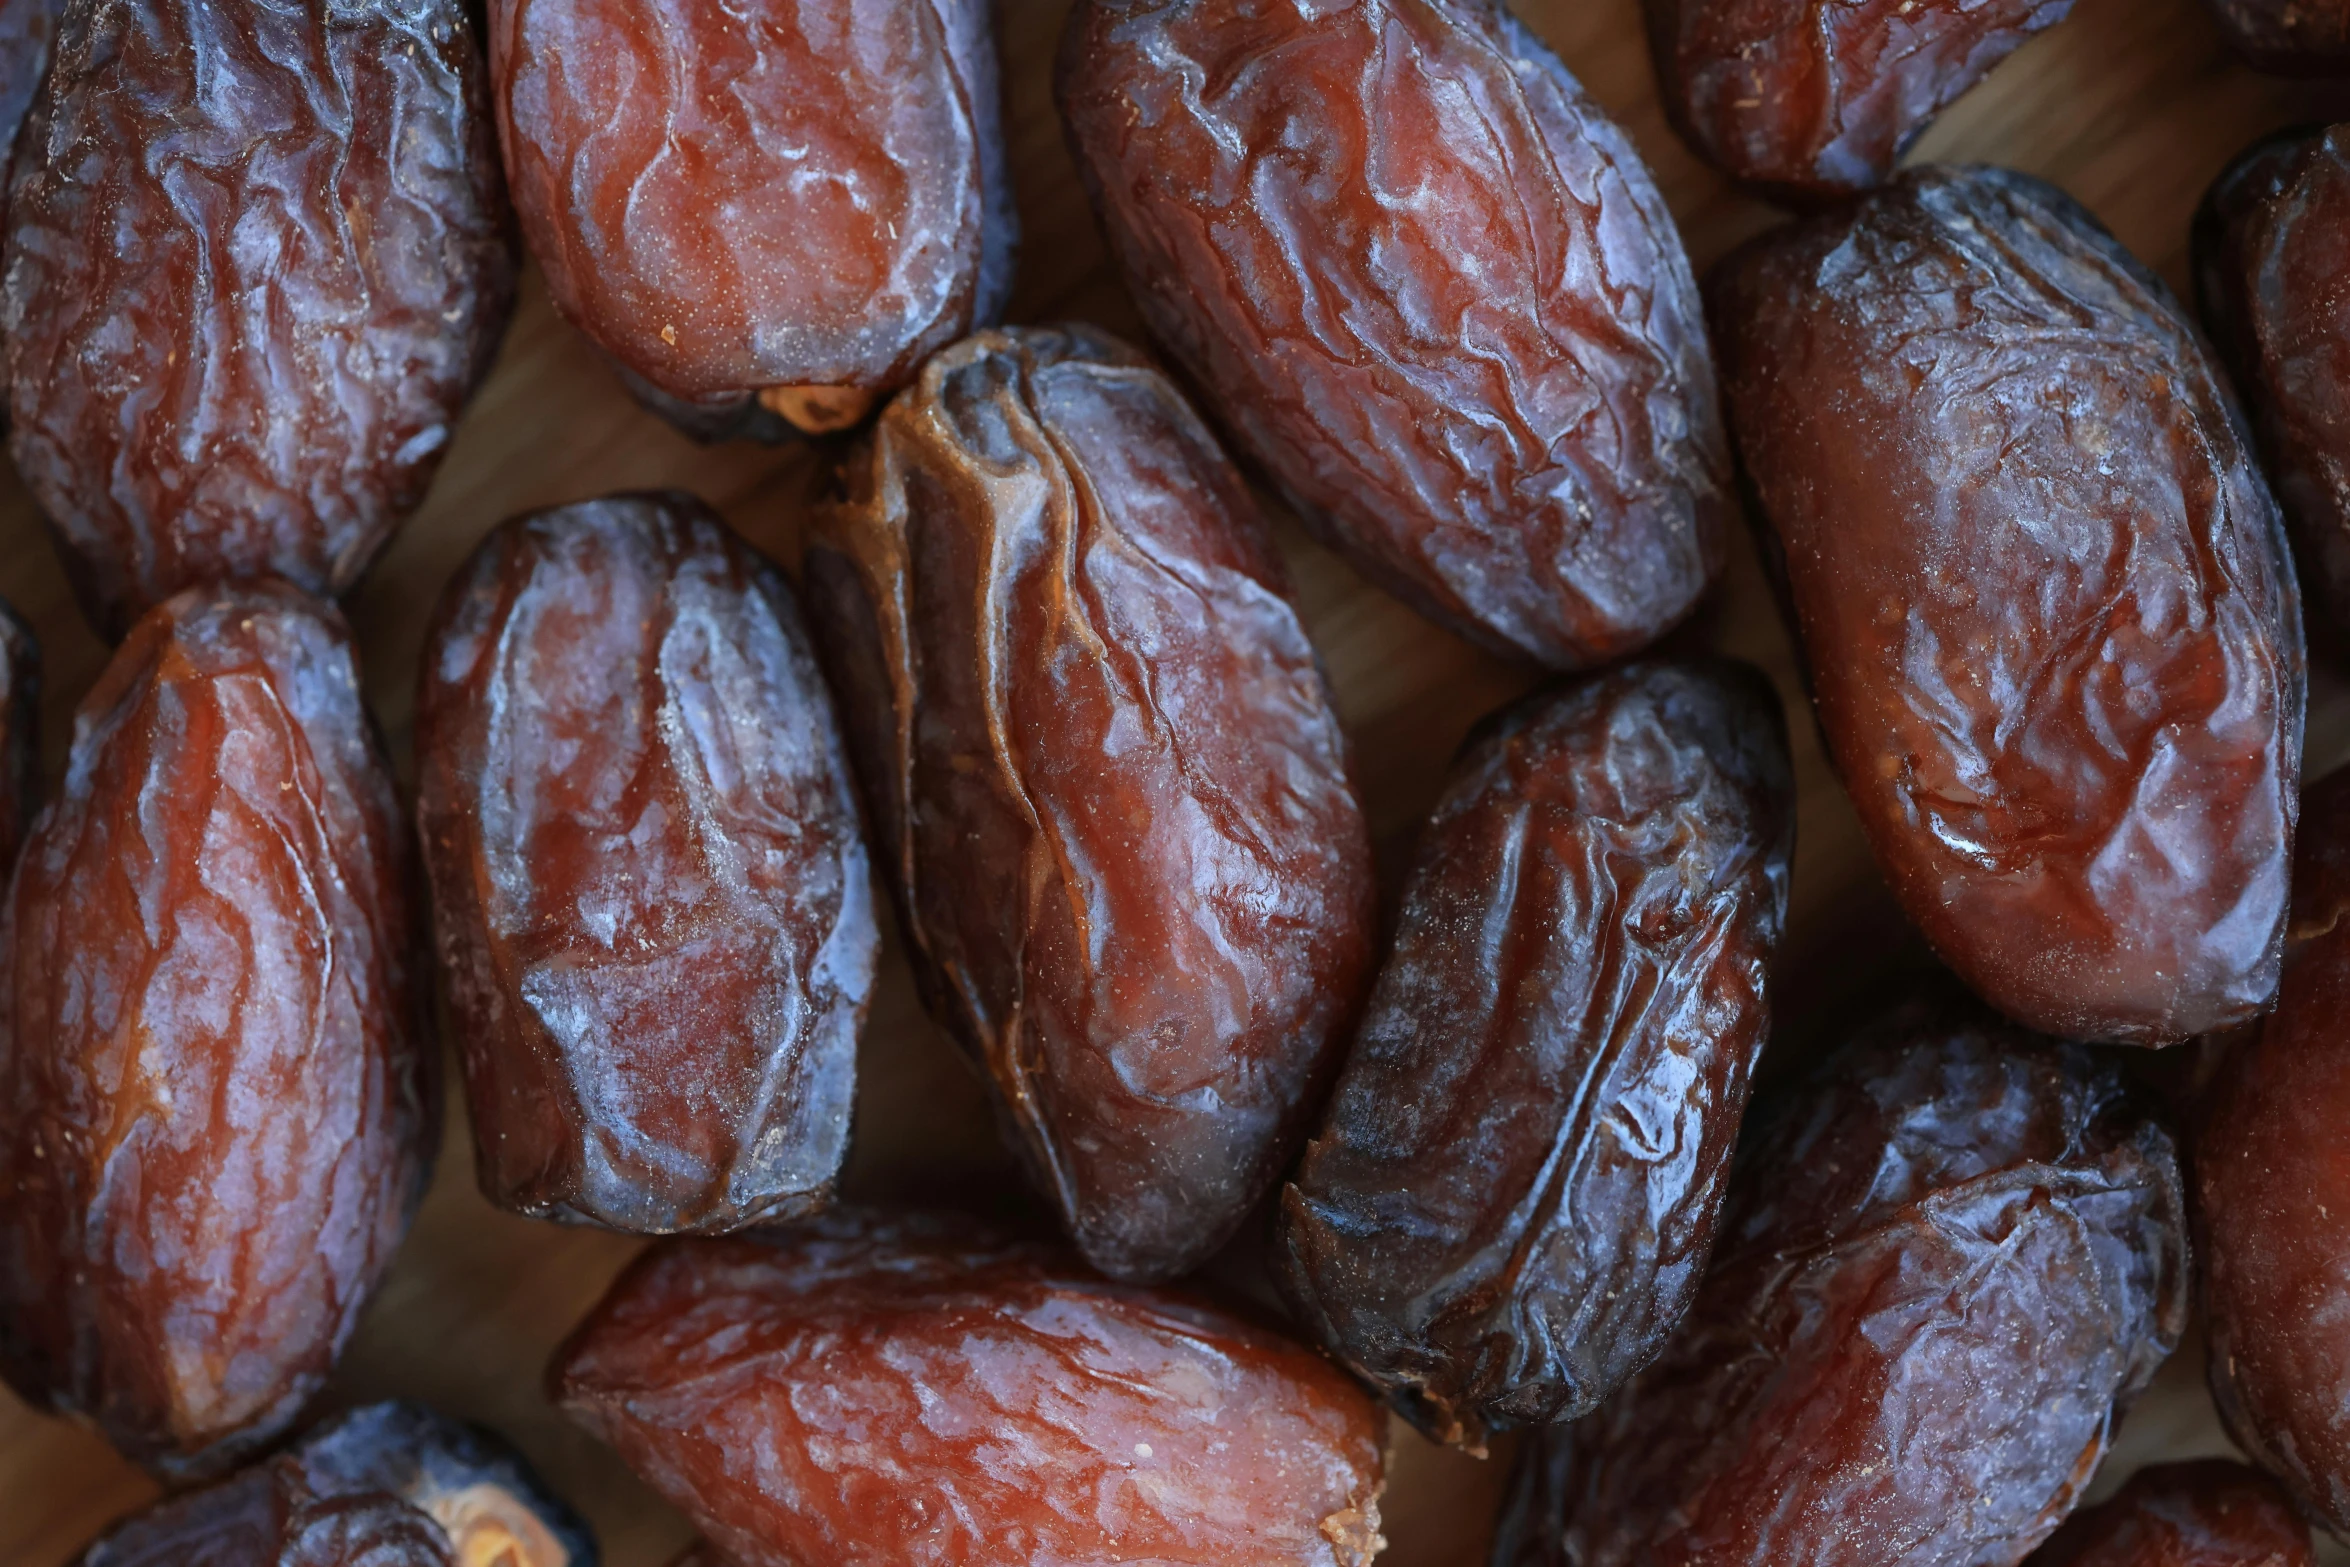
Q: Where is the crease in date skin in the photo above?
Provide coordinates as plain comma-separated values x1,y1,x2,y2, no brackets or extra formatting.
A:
0,582,433,1484
2026,1460,2315,1566
1279,659,1795,1452
1710,164,2304,1046
1057,0,1732,670
2,0,516,637
803,324,1377,1283
2201,0,2350,74
1493,1006,2190,1567
0,595,37,876
416,491,879,1235
551,1210,1388,1567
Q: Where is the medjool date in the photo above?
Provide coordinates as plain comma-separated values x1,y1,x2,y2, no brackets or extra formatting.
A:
0,597,35,874
490,0,1014,436
1711,164,2303,1045
551,1210,1386,1567
1492,1007,2188,1567
1278,659,1793,1451
1058,0,1731,670
0,0,55,202
2202,0,2350,74
3,0,516,637
0,582,430,1482
416,492,877,1235
2027,1461,2314,1567
804,324,1375,1283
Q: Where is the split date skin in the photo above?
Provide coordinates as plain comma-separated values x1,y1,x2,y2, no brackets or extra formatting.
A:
2027,1461,2315,1567
2202,0,2350,73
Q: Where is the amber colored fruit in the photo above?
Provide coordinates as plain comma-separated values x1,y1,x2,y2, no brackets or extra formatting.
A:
551,1210,1387,1567
0,597,35,874
2202,0,2350,73
73,1400,597,1567
0,582,431,1482
1492,1005,2189,1567
2197,125,2350,634
1644,0,2074,196
2027,1460,2314,1567
2,0,515,639
1278,659,1793,1451
1711,164,2303,1046
490,0,1013,435
804,324,1376,1283
416,492,877,1234
1057,0,1731,670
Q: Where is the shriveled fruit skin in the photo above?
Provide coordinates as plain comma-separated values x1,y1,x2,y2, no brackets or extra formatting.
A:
1644,0,2074,196
0,0,55,202
1492,1007,2190,1567
551,1211,1387,1567
1711,164,2303,1045
2202,0,2350,74
0,583,431,1483
416,492,876,1235
0,596,36,874
804,325,1376,1283
2,0,515,637
1278,660,1793,1450
2197,126,2350,633
2027,1460,2314,1566
490,0,1014,427
1057,0,1731,670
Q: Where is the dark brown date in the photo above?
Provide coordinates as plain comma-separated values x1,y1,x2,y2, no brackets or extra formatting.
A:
1644,0,2075,196
1278,659,1793,1451
1493,1005,2188,1567
552,1210,1387,1567
1058,0,1731,670
2202,0,2350,73
805,324,1375,1282
0,595,35,875
416,492,876,1235
491,0,1013,435
0,0,54,208
0,582,431,1482
2028,1461,2314,1567
1711,164,2303,1045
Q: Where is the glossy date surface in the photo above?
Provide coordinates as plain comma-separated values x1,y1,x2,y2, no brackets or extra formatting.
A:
2202,0,2350,73
1278,659,1793,1450
1711,164,2303,1045
2027,1461,2314,1567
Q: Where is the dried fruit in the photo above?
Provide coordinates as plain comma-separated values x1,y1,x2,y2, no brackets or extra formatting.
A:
490,0,1014,436
2,0,515,637
0,0,56,208
1278,659,1793,1450
552,1210,1387,1567
1711,164,2303,1045
2027,1461,2314,1567
2201,0,2350,74
1492,1006,2189,1567
0,582,430,1482
1643,0,2075,196
0,597,36,875
1057,0,1731,670
805,324,1375,1282
416,491,877,1235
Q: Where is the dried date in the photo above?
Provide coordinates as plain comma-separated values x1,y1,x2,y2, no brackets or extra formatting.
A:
804,324,1375,1282
1058,0,1731,670
0,582,431,1481
0,0,54,212
1278,659,1793,1450
416,491,877,1234
2027,1461,2314,1567
2202,0,2350,73
1493,1005,2188,1566
551,1210,1386,1567
1711,164,2303,1045
0,596,35,875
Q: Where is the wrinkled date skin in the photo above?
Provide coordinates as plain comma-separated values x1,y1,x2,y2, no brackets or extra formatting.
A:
2202,0,2350,73
2,0,516,637
74,1401,598,1567
0,597,35,874
491,0,1014,435
1058,0,1732,670
0,0,54,207
2197,126,2350,633
552,1211,1388,1567
805,325,1376,1283
1712,165,2304,1045
1493,1007,2189,1567
1644,0,2075,196
2028,1461,2314,1567
1278,660,1794,1450
417,493,877,1235
0,583,431,1482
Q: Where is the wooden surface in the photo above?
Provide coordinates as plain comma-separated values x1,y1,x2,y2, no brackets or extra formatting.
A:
5,0,2350,1561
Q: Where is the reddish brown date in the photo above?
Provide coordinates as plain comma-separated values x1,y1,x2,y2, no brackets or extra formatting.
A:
1493,1006,2188,1567
2,0,515,637
416,492,877,1235
1711,164,2303,1045
805,325,1375,1283
2028,1461,2315,1567
0,596,35,874
1644,0,2075,196
2202,0,2350,73
1278,659,1793,1450
0,583,431,1482
1058,0,1731,670
491,0,1013,436
552,1211,1387,1567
